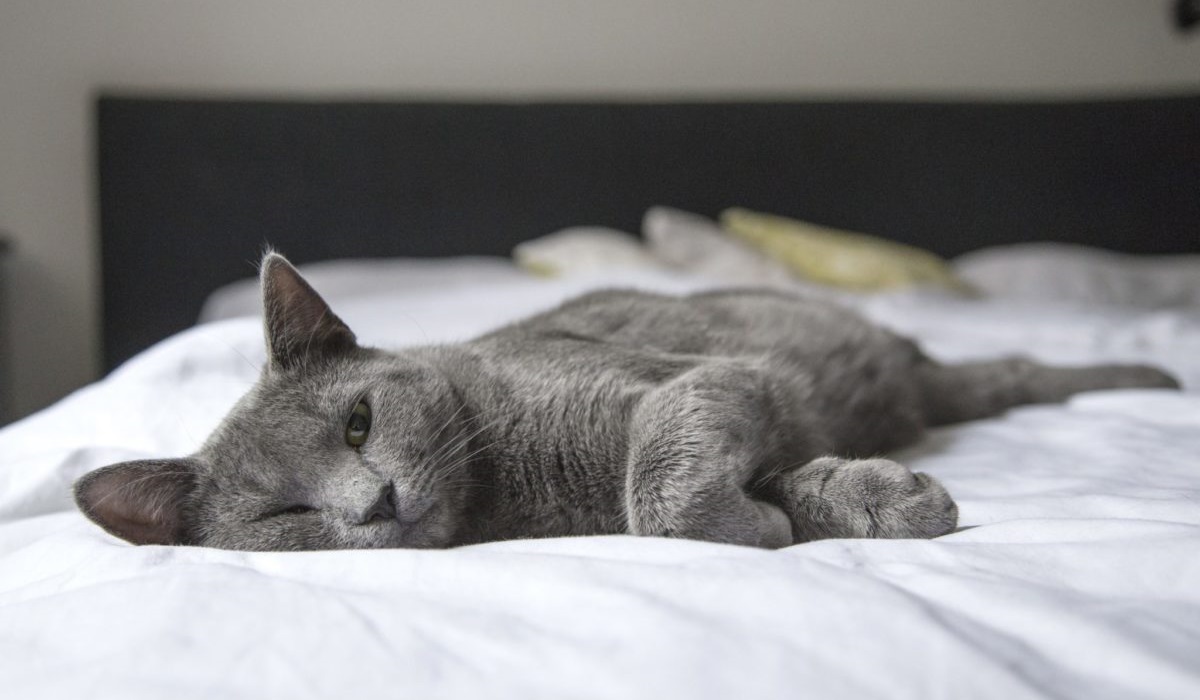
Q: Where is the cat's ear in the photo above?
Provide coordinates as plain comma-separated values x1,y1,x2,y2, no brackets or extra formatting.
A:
260,252,357,372
74,459,199,545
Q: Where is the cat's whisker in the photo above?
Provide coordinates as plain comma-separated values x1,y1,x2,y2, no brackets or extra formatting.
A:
418,465,481,489
750,458,809,490
420,433,506,490
450,416,503,451
428,439,503,481
161,398,204,454
419,402,470,465
400,311,432,345
424,413,504,470
439,429,504,469
200,313,266,377
426,476,490,494
215,337,264,378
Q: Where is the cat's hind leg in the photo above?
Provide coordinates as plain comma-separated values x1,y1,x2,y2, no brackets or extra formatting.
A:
624,363,794,548
915,357,1180,426
763,457,958,542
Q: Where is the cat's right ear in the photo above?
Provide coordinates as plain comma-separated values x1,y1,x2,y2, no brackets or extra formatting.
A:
260,252,357,372
74,459,199,546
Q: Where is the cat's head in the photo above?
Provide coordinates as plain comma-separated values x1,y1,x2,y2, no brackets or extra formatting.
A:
74,253,474,550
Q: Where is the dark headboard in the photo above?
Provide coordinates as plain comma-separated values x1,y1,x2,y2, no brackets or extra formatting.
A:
98,95,1200,371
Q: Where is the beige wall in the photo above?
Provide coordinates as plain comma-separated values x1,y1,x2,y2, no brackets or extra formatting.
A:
0,0,1197,422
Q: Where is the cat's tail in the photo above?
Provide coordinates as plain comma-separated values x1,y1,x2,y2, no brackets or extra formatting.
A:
915,357,1180,426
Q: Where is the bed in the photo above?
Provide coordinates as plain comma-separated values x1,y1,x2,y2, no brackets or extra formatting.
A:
2,96,1199,699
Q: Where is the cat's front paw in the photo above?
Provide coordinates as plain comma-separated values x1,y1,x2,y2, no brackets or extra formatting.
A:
781,457,958,541
870,467,959,539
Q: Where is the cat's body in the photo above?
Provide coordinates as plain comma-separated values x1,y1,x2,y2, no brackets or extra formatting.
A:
447,287,926,545
74,254,1180,550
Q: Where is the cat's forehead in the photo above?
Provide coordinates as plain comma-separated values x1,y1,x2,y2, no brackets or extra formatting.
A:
221,379,342,436
194,366,346,457
244,351,396,414
251,350,437,400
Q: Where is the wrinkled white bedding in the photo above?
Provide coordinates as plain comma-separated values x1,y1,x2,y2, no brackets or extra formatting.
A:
2,263,1198,700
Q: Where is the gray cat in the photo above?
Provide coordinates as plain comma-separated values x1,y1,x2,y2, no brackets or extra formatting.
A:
75,253,1180,550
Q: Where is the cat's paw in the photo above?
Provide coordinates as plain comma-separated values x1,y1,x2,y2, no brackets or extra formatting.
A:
780,457,958,541
864,464,959,539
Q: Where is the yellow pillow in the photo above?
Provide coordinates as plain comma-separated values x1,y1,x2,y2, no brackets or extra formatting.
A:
720,208,972,293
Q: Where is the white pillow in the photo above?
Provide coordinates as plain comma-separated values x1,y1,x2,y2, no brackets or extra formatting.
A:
954,243,1200,308
512,227,660,276
642,206,798,286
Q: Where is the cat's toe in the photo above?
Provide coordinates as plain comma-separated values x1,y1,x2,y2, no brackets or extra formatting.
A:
859,466,957,539
899,472,958,539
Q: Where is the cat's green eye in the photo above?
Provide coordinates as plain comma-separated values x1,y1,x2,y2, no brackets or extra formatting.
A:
345,400,372,448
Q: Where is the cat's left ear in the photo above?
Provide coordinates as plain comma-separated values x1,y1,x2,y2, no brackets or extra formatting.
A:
260,252,357,372
74,459,199,545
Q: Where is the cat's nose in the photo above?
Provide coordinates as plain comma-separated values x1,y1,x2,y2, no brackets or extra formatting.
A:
357,483,397,525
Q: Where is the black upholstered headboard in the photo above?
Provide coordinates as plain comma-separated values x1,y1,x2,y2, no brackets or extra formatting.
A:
98,95,1200,372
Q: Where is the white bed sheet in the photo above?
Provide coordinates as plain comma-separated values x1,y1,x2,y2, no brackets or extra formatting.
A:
2,264,1198,699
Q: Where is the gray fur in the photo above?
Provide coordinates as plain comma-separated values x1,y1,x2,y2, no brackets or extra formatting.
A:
74,253,1181,550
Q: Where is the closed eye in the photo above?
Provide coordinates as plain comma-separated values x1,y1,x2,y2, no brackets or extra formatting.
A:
267,504,317,518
